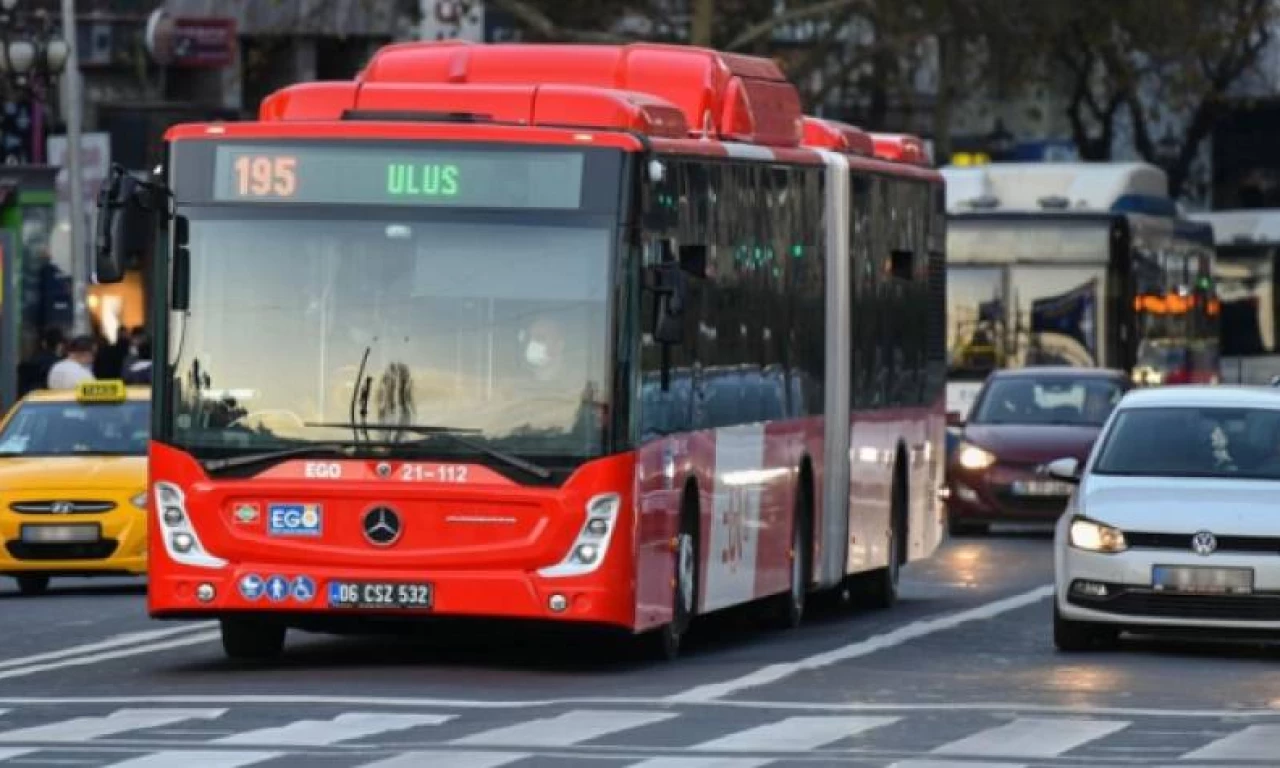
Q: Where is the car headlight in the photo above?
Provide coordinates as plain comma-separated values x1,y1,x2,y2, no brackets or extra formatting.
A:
1069,516,1127,553
130,491,147,509
956,442,996,470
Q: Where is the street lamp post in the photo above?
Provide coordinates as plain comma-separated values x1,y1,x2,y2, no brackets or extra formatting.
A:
0,0,83,334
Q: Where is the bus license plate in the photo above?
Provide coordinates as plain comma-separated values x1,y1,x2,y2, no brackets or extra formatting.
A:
1152,565,1253,594
20,524,100,543
327,581,433,609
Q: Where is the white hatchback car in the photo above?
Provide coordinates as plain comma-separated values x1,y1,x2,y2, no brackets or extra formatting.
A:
1050,385,1280,651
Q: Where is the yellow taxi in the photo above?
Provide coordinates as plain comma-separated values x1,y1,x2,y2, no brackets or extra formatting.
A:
0,380,149,595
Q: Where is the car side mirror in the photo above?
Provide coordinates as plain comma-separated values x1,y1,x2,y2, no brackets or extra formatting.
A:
1046,457,1081,484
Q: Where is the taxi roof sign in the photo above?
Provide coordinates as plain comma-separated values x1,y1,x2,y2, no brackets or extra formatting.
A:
76,380,127,404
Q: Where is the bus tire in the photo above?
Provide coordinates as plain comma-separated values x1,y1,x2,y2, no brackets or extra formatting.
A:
852,462,905,610
15,575,49,596
771,475,812,629
647,487,699,661
220,617,287,661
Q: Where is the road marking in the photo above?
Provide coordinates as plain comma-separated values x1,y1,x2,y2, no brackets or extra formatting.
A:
0,625,214,672
667,585,1055,702
692,716,898,752
359,752,528,768
931,718,1129,758
626,759,772,768
98,751,282,768
885,757,1024,762
453,710,675,747
0,695,1276,720
0,709,225,743
216,712,449,746
0,749,33,761
0,632,220,683
1181,724,1280,760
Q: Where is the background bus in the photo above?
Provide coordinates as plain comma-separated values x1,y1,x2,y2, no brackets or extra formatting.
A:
1189,209,1280,384
941,162,1219,421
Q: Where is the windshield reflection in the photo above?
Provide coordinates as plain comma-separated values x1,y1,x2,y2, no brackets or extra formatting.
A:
170,214,612,463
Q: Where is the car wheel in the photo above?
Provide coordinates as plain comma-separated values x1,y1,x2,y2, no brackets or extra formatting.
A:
15,575,50,596
220,618,287,660
948,519,988,536
1053,602,1117,652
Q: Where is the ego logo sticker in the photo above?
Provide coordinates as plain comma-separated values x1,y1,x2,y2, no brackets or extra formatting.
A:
267,503,322,537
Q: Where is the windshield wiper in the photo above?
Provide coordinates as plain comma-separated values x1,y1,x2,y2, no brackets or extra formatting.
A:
348,345,374,445
304,421,552,480
202,443,354,472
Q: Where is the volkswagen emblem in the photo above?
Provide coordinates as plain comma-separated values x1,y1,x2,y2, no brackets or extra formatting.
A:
1191,530,1218,556
50,501,74,515
376,462,392,479
362,506,402,547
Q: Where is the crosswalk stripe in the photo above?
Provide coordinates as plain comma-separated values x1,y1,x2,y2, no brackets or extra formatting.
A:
452,710,675,747
930,718,1129,758
98,750,283,768
0,749,33,762
889,761,1027,768
626,758,773,768
1181,724,1280,760
357,751,529,768
216,712,450,746
692,716,898,752
0,708,226,743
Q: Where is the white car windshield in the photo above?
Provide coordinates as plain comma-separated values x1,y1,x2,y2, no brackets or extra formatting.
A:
1093,406,1280,479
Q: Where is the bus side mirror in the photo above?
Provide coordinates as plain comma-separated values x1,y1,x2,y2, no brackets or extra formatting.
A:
172,216,190,311
94,167,155,284
650,262,686,346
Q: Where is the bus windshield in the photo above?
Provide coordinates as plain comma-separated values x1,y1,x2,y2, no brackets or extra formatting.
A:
169,212,613,465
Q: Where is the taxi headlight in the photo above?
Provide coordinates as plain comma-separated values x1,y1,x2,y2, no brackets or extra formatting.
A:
1069,516,1128,554
956,442,997,471
130,491,147,509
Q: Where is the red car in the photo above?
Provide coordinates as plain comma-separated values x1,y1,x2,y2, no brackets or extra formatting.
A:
946,367,1131,535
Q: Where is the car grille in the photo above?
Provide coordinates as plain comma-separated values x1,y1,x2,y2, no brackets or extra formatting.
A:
5,540,118,561
992,489,1071,515
9,500,117,515
1071,589,1280,622
1125,531,1280,554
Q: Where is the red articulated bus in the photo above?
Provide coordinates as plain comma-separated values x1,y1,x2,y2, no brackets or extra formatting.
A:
93,41,947,661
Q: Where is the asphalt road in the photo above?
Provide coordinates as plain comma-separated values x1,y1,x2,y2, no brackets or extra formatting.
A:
2,531,1279,767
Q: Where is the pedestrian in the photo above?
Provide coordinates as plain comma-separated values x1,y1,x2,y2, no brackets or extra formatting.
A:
17,327,65,397
123,330,152,385
47,335,97,390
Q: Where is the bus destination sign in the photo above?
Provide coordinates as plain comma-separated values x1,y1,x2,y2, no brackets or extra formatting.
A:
212,144,585,209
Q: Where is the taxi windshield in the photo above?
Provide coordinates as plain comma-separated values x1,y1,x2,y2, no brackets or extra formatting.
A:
0,400,149,457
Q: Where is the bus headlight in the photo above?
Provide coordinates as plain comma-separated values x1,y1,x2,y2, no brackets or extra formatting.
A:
538,493,621,578
154,481,227,568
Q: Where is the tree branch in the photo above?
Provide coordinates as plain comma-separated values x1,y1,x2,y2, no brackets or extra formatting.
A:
726,0,870,51
487,0,632,43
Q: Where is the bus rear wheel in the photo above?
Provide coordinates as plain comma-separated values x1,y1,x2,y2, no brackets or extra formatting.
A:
771,480,811,629
851,466,905,610
220,617,287,661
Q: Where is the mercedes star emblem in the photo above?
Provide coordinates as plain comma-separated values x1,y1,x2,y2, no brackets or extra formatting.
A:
1191,530,1218,556
363,506,403,547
